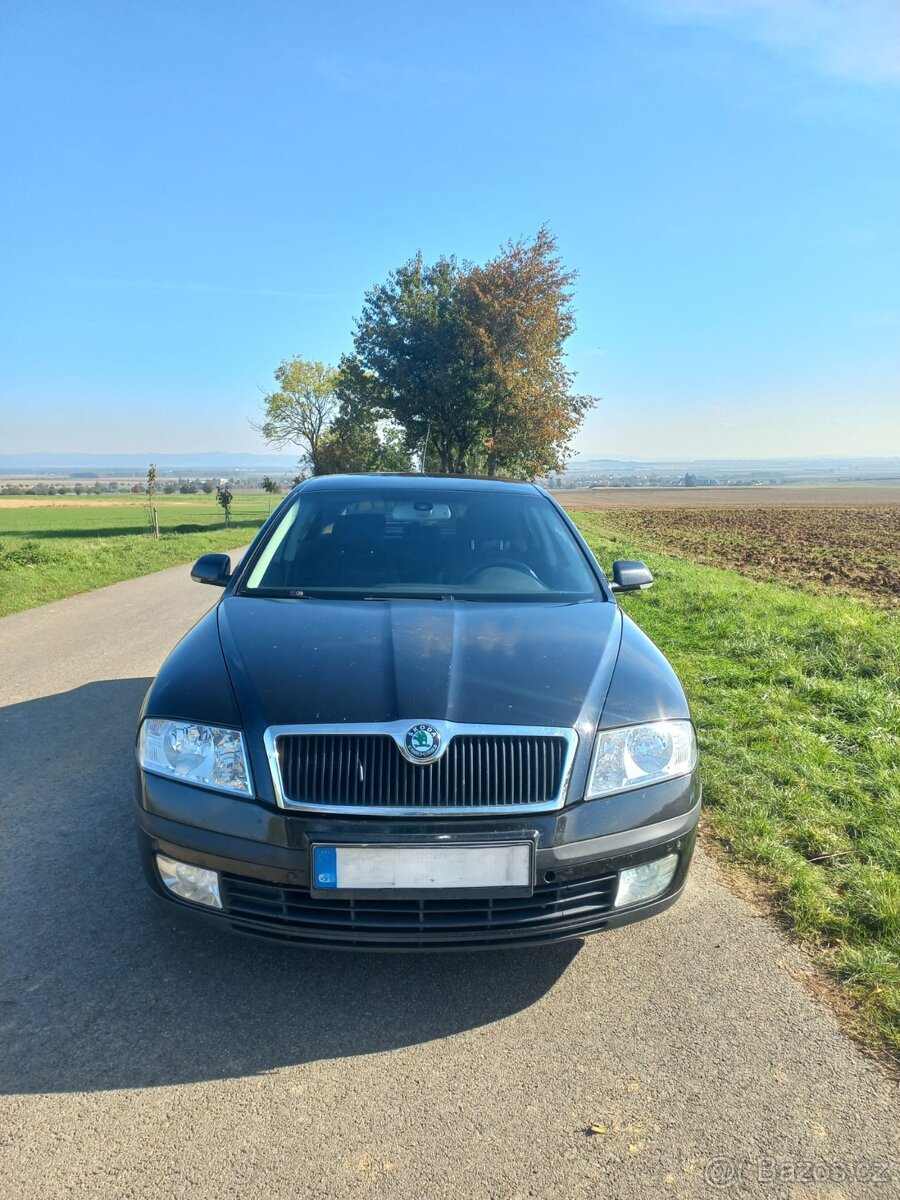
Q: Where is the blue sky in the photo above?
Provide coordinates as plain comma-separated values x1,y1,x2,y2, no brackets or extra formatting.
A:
1,0,898,459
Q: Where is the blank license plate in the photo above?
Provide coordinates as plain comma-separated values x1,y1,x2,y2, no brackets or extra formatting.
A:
311,842,533,895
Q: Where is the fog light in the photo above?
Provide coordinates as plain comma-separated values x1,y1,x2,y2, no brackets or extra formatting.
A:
614,853,678,909
156,854,222,909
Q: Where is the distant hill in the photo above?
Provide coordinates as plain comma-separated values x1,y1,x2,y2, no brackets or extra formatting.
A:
0,452,298,472
555,455,900,489
3,451,899,479
567,456,900,472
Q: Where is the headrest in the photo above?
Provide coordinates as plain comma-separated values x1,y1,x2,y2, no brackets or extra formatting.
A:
332,513,386,546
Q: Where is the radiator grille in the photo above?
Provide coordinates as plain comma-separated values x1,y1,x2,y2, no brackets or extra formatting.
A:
219,868,617,948
274,732,568,811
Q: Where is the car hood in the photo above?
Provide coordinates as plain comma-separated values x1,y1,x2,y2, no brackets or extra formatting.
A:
217,596,622,737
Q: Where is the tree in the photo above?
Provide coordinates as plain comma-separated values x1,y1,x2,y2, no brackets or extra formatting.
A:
459,226,594,476
256,228,594,480
262,474,280,513
316,417,411,475
253,357,340,475
347,255,484,473
216,483,233,526
344,229,595,477
146,463,160,539
315,377,412,475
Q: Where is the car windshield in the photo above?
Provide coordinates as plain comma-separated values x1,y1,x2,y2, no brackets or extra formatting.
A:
239,486,601,601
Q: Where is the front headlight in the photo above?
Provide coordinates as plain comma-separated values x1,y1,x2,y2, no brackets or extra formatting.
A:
138,719,252,796
586,719,696,799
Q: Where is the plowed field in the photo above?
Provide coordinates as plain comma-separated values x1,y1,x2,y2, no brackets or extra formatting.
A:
571,505,900,605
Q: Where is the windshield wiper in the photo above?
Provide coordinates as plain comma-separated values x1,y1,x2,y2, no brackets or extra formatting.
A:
242,587,594,603
362,591,454,601
248,588,455,601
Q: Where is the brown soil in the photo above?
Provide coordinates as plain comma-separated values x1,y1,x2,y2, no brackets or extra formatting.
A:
568,503,900,605
559,484,900,509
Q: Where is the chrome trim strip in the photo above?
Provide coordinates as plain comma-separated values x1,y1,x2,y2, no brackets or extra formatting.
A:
263,721,579,815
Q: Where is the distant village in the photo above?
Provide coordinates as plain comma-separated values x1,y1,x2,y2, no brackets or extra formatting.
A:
544,457,900,490
1,455,898,496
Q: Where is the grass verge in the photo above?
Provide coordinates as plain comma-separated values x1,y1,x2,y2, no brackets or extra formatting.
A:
0,494,269,617
574,511,900,1057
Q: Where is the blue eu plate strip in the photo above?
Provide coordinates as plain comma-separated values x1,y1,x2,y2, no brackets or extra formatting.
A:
313,846,338,889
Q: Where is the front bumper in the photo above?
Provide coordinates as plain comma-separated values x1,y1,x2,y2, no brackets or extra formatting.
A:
135,770,701,950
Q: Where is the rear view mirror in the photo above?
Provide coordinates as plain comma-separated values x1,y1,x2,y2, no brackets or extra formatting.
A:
191,553,232,587
392,501,452,521
610,559,654,593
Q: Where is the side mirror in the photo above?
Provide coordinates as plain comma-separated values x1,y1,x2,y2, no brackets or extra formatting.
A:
610,559,654,593
191,553,232,587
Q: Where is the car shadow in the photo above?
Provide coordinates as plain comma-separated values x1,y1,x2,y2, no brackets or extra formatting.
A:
0,679,580,1095
9,518,264,539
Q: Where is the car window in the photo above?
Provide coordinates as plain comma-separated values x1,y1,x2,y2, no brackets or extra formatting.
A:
241,487,600,600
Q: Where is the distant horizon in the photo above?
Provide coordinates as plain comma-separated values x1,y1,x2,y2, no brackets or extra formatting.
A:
2,450,899,469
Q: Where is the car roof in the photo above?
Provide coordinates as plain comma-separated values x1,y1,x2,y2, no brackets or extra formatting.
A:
296,473,542,495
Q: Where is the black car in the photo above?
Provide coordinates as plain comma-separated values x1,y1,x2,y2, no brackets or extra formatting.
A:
135,474,700,949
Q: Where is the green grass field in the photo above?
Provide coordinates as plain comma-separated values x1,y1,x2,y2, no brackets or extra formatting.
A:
576,511,899,1055
1,494,897,1053
0,493,270,617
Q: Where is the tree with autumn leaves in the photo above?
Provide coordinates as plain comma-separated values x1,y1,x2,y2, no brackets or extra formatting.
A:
254,227,595,479
461,227,594,477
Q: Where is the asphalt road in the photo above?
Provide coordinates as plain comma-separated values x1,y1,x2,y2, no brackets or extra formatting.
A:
1,559,897,1200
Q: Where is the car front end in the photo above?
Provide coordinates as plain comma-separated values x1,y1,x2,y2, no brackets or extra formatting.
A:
134,475,700,950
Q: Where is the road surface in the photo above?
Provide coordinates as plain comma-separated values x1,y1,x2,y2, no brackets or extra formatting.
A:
1,558,897,1199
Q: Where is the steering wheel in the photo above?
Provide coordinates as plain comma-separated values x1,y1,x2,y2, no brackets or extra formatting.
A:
462,558,543,585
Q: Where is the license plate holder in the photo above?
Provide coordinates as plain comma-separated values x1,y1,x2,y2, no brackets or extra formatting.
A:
310,840,535,898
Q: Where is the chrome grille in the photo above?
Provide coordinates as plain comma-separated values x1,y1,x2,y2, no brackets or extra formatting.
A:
266,723,577,814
